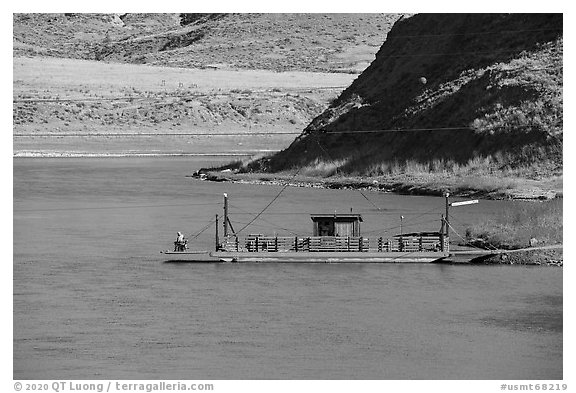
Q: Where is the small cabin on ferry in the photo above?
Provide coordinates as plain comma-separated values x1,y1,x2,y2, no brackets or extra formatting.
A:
311,214,363,237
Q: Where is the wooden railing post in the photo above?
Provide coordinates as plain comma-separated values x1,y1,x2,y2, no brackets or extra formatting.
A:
440,232,445,252
215,214,219,251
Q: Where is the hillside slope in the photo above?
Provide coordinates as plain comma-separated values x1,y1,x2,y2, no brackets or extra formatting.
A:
13,13,399,73
13,57,355,156
14,13,392,156
260,14,563,180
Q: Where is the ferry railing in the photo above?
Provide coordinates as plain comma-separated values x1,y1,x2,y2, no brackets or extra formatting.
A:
220,234,447,253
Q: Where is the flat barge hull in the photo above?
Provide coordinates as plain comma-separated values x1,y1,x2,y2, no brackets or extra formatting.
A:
210,251,448,263
161,251,218,263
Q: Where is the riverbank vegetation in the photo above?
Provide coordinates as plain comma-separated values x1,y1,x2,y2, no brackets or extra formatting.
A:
464,198,562,249
203,157,562,200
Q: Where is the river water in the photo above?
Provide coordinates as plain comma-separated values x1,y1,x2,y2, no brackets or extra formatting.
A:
13,157,562,379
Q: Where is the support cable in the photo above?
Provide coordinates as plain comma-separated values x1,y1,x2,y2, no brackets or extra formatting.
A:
234,167,304,235
447,214,500,251
187,220,215,241
234,132,328,235
229,203,301,235
445,221,498,251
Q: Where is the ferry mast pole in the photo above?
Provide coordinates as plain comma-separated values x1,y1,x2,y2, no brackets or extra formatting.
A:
445,192,450,238
223,193,229,238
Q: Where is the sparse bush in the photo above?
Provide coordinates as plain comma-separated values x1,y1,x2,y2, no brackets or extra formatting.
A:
300,159,347,177
230,89,253,95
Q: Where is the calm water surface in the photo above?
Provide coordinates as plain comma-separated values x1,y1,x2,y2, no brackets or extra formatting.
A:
13,157,562,379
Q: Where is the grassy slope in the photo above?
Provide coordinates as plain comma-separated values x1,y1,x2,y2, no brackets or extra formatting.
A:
13,57,355,155
13,13,399,73
241,14,562,199
13,13,397,156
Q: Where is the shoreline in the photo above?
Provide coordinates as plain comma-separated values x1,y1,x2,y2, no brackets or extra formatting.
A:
466,247,563,267
12,151,271,158
195,170,562,201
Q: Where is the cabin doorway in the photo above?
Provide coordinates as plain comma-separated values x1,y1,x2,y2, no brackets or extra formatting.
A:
317,220,334,236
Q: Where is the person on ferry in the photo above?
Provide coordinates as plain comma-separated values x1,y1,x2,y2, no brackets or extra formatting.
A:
174,231,186,251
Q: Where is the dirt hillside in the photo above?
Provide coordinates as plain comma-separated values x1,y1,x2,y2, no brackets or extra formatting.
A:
13,57,356,156
15,13,400,156
13,13,399,73
261,14,562,183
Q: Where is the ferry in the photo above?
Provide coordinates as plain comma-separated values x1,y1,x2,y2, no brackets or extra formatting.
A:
162,194,451,263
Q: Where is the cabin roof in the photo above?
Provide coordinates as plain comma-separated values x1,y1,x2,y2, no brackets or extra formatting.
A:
310,214,363,222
